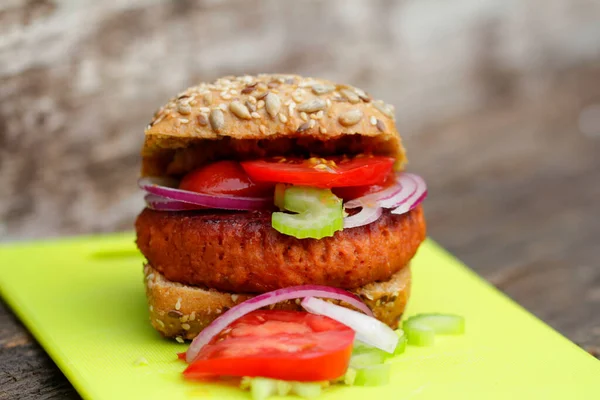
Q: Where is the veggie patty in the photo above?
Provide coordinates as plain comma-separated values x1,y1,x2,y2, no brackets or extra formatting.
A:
135,206,425,293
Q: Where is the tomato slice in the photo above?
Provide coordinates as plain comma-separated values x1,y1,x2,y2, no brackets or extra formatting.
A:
332,171,396,200
240,156,395,189
180,161,274,197
183,310,355,382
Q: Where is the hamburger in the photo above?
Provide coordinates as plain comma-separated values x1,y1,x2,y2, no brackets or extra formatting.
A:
135,74,427,342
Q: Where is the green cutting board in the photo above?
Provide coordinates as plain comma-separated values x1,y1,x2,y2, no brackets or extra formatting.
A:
0,234,598,399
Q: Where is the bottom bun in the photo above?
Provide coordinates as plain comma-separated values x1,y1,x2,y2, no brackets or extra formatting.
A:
144,264,411,341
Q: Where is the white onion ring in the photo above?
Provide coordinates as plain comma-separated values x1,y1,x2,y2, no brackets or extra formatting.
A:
343,206,383,229
185,285,373,363
302,297,399,353
139,177,272,211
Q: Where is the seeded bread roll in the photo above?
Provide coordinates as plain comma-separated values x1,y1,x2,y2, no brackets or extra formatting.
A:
144,263,411,341
142,74,406,177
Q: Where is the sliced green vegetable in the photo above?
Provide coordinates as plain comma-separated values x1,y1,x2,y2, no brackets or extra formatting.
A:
272,186,343,239
291,382,322,398
403,313,465,346
394,330,407,355
274,183,287,210
343,368,357,385
349,341,394,387
354,364,391,386
272,209,342,239
350,350,385,368
282,185,340,212
353,337,405,360
403,321,435,346
352,340,373,354
408,314,465,334
248,377,277,400
241,377,324,400
276,380,292,396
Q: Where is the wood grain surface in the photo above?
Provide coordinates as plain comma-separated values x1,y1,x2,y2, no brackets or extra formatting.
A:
1,0,599,398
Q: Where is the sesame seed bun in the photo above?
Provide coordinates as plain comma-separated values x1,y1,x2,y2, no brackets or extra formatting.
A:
142,74,406,177
144,263,411,341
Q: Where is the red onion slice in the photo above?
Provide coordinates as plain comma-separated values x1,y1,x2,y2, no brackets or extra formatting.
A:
302,297,398,353
344,172,427,215
185,285,373,363
409,190,428,211
343,206,383,229
144,194,206,212
377,175,417,209
139,177,272,211
391,174,427,215
344,180,404,209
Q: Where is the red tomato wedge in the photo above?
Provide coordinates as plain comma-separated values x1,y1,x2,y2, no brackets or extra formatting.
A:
183,310,355,382
240,156,395,188
180,161,274,197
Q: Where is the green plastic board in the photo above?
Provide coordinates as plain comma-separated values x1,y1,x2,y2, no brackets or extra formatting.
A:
0,234,598,399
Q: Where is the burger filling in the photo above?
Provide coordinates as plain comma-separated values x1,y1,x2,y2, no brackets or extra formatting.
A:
140,154,427,239
139,154,426,239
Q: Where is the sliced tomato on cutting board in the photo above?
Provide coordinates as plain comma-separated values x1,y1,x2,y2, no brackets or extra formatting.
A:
183,310,355,382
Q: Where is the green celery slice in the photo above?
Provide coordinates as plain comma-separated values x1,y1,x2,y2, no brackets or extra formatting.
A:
241,377,324,399
274,183,287,210
276,380,292,396
272,210,342,239
403,320,435,346
283,186,341,212
406,314,465,334
248,377,277,400
403,313,465,346
291,382,322,398
353,337,405,360
343,368,357,385
394,329,407,354
350,350,385,368
354,364,391,386
272,186,343,239
352,340,373,354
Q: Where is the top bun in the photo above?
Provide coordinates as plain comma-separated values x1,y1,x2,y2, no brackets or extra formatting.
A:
142,74,406,177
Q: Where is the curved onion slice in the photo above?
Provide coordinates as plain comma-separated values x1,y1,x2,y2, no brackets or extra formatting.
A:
185,285,373,363
345,173,427,216
343,206,383,229
302,297,398,354
391,174,427,215
343,174,408,209
144,194,206,211
139,177,272,211
409,190,428,211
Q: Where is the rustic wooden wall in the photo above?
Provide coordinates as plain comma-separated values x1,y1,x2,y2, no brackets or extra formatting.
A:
1,0,600,365
1,0,599,240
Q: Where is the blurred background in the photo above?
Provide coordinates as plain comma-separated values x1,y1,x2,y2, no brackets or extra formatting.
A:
1,0,599,351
